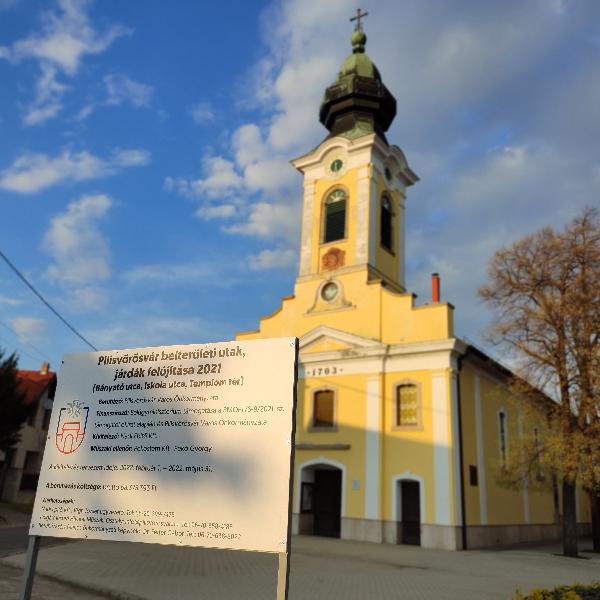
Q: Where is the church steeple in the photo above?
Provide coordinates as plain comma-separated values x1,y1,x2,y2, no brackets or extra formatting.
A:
319,23,397,143
291,17,418,296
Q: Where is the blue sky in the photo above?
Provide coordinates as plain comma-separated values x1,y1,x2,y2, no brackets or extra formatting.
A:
1,0,599,372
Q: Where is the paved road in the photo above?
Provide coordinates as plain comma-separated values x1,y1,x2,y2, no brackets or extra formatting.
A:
0,561,112,600
2,535,599,600
0,526,73,558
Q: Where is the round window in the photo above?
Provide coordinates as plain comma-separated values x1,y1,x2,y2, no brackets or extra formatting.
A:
330,159,343,173
321,282,339,302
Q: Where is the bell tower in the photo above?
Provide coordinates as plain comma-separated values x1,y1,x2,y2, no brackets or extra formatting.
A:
291,23,418,294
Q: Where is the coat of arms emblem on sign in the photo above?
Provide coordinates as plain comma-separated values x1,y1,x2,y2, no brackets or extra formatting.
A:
55,400,89,455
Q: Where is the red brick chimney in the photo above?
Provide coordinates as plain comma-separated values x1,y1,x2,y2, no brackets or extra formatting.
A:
431,273,440,303
40,361,50,375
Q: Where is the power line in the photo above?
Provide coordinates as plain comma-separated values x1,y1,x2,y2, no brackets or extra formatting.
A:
0,249,98,352
0,319,49,362
0,331,46,365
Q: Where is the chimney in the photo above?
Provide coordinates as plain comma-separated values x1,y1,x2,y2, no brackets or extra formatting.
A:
40,361,50,375
431,273,440,303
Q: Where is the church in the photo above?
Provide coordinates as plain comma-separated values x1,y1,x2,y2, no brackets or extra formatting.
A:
237,21,591,550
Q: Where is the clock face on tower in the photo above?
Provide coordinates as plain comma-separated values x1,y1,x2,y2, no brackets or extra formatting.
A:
326,155,346,178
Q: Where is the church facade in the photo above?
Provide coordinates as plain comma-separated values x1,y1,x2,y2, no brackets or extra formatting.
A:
237,27,591,550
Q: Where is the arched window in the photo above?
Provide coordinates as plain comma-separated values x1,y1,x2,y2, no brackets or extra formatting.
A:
381,194,393,251
395,383,420,428
313,389,335,428
323,189,346,243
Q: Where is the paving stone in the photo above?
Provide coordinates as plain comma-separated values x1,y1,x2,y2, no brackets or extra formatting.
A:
1,535,599,600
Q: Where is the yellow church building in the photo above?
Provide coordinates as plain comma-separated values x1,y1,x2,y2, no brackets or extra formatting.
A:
237,26,591,550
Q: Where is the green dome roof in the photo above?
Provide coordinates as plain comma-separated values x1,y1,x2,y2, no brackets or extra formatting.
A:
338,52,381,80
319,30,396,142
338,31,381,80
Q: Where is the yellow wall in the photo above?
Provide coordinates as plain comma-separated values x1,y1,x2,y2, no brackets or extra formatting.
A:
238,270,453,345
381,369,436,524
458,367,481,525
294,373,367,519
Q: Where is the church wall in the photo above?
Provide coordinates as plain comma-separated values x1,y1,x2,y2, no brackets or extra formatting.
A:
381,369,436,526
294,372,369,521
372,170,404,286
311,168,359,273
479,374,528,525
380,291,453,344
458,367,482,526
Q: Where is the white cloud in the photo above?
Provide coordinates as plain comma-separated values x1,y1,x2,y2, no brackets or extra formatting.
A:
225,202,299,240
231,124,268,167
243,157,297,193
75,74,153,121
165,156,244,201
124,261,240,288
0,0,130,124
194,157,244,198
110,148,150,167
164,3,340,241
190,101,215,124
85,315,233,351
0,147,150,193
249,247,296,270
1,0,129,74
23,63,68,125
0,295,23,306
69,286,106,311
104,73,153,107
196,204,236,220
43,193,112,285
9,317,47,342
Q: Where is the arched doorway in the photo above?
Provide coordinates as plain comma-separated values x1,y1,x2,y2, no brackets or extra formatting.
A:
393,475,423,546
298,461,343,538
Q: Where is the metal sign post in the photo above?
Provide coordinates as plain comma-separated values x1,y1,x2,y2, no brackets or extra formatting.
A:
277,338,297,600
18,535,40,600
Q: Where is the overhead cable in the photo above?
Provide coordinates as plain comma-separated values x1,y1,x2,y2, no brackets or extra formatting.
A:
0,249,98,351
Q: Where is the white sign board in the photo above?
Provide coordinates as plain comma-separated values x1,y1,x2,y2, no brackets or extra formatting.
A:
30,338,297,554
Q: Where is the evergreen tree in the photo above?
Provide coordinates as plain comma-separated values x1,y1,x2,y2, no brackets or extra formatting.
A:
0,349,30,494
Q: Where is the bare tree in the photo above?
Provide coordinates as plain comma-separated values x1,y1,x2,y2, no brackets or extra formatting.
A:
479,207,600,557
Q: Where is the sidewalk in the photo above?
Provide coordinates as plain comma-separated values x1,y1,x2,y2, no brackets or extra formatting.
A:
0,503,33,528
2,534,599,600
0,561,112,600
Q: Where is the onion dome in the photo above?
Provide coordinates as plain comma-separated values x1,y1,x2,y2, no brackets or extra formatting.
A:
319,29,396,142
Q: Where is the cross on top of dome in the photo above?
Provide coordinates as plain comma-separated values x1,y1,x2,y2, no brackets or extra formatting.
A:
350,8,368,32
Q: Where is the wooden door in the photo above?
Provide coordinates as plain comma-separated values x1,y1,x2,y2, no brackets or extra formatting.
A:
313,469,341,538
401,481,421,545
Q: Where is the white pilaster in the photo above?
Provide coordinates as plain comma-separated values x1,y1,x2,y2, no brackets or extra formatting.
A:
299,180,315,276
397,198,406,288
432,372,452,525
367,171,377,265
355,167,370,264
365,377,381,519
450,371,463,526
